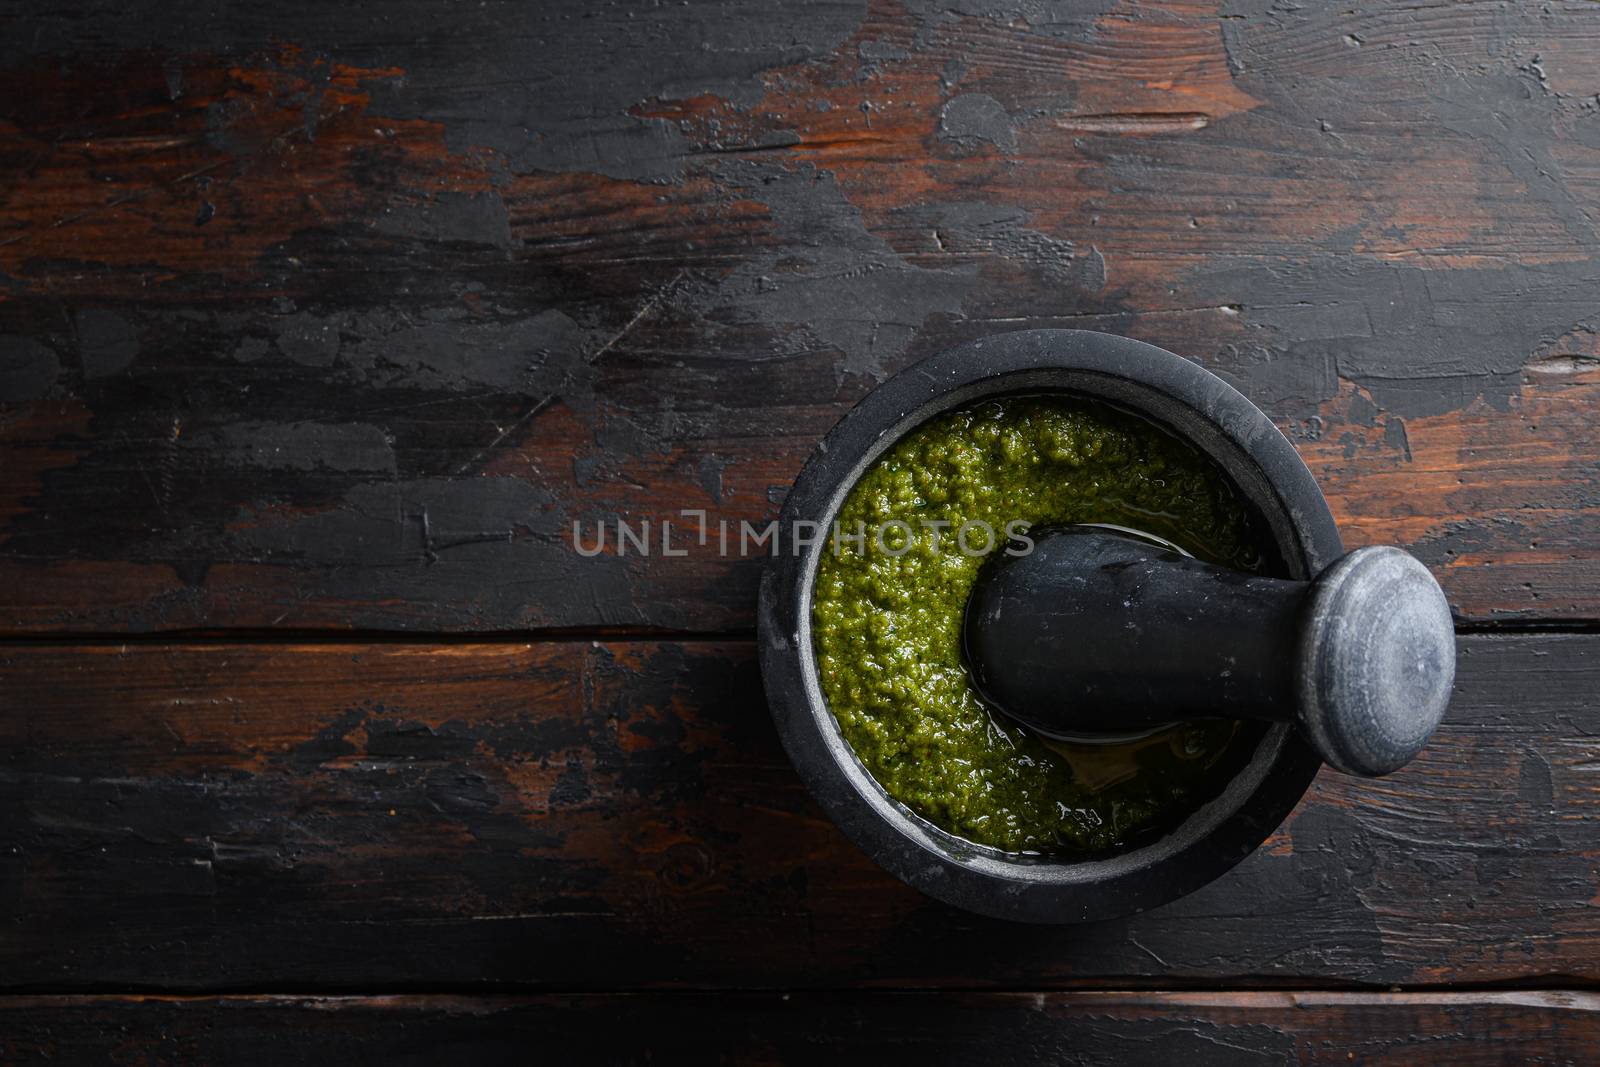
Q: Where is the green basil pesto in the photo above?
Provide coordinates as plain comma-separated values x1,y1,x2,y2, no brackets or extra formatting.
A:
811,395,1273,855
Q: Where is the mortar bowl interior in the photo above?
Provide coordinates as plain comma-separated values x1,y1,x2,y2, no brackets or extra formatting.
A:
757,329,1342,922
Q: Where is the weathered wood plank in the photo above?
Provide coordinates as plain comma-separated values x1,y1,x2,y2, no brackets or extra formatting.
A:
1,992,1596,1065
4,1,1600,631
2,634,1594,990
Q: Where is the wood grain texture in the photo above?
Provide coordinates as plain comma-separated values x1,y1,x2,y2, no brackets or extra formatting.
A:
5,1,1600,632
1,992,1596,1065
2,633,1595,991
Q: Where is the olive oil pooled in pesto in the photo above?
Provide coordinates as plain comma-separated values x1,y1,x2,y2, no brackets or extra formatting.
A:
810,396,1271,855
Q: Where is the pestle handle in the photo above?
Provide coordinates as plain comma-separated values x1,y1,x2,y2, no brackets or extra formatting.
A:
962,528,1455,777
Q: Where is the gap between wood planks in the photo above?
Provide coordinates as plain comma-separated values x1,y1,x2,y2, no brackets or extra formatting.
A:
1,980,1597,998
0,989,1597,1002
0,616,1596,647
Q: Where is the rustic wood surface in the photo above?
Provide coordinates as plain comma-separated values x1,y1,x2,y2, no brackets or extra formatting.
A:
5,0,1600,632
2,634,1596,991
2,0,1598,1060
3,992,1597,1065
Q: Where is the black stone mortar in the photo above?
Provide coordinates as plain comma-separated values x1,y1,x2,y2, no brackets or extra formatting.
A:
757,329,1344,922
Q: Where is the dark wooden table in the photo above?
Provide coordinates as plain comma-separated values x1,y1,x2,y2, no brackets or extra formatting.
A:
2,1,1598,1062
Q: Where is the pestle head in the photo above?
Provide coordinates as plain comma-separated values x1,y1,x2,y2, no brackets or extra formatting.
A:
1297,546,1455,777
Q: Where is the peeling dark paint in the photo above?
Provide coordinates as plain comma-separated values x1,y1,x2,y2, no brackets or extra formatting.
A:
901,202,1101,291
696,453,729,505
1190,258,1600,418
74,309,140,379
231,476,642,628
939,93,1016,153
1433,74,1600,250
1381,416,1411,461
549,757,593,807
708,161,975,380
0,335,59,404
374,190,513,251
259,306,591,393
187,421,396,473
273,311,342,369
902,0,1117,41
